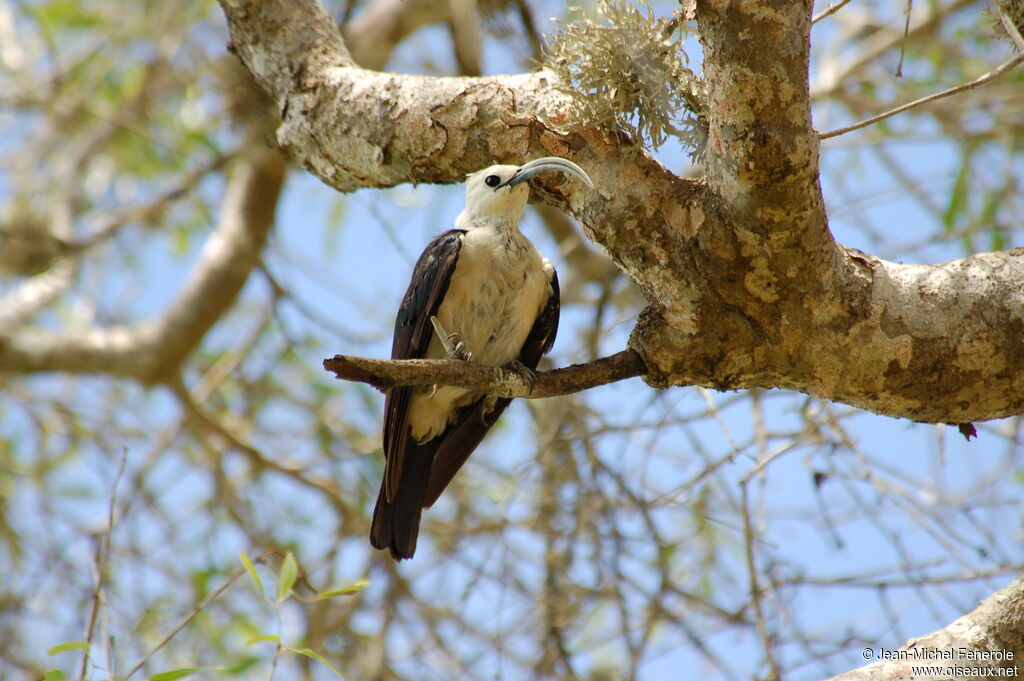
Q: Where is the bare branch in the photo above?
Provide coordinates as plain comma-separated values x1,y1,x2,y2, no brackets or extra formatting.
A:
220,0,354,104
827,576,1024,681
147,144,286,377
344,0,450,69
812,0,854,24
811,0,979,101
820,55,1024,140
122,567,249,680
740,483,780,681
323,349,647,398
0,256,78,330
78,451,128,681
168,375,346,505
0,142,286,381
73,154,231,251
448,0,482,76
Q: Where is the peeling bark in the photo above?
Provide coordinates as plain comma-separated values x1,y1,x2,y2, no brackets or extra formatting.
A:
219,0,1024,425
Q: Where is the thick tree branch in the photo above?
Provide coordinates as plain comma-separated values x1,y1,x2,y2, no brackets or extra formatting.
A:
323,349,646,398
0,59,176,331
220,0,1024,423
634,1,1024,423
0,142,285,381
0,0,466,384
828,575,1024,681
0,256,77,330
344,0,449,70
149,145,286,375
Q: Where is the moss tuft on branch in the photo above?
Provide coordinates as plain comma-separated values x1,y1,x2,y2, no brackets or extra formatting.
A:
545,0,706,156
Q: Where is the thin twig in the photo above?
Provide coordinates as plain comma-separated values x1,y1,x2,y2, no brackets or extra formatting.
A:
123,567,248,680
740,483,780,681
72,153,231,251
811,0,853,25
512,0,543,62
166,376,345,506
78,450,128,681
895,0,913,77
323,349,647,398
820,54,1024,139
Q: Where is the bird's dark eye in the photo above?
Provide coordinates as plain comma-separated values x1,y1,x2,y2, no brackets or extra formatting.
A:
484,174,501,188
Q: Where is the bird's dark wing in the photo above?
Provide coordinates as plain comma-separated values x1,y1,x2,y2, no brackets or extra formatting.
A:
423,269,560,507
382,229,465,502
518,267,561,366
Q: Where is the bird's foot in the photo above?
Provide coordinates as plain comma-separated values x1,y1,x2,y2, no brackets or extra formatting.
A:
430,316,472,361
480,395,498,420
448,339,471,361
504,359,537,394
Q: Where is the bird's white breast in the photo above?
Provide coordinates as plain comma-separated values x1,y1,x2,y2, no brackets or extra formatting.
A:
407,223,552,441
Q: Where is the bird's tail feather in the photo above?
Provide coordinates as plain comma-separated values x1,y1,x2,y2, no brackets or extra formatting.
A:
423,399,511,508
370,441,434,560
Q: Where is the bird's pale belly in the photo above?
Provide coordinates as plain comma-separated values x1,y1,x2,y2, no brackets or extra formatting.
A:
407,227,548,442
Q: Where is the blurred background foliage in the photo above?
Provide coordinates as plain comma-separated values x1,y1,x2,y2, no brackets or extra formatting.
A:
0,0,1022,679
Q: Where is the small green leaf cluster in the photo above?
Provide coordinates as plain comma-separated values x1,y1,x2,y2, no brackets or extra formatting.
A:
237,551,369,679
545,0,707,156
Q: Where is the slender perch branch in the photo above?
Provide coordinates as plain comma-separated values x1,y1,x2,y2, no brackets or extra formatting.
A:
323,349,647,398
819,54,1024,140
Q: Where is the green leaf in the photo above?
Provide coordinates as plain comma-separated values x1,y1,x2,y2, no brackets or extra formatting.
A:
238,552,264,597
246,634,281,645
942,153,969,235
32,0,101,31
324,195,347,252
44,671,66,681
276,552,298,605
290,647,345,679
151,668,202,681
225,657,261,676
47,641,89,655
314,579,369,600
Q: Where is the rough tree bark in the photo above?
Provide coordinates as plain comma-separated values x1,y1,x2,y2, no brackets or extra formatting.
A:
218,0,1024,425
827,576,1024,681
215,1,1024,671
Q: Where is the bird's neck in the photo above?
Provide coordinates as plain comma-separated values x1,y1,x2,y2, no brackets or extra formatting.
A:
454,211,523,235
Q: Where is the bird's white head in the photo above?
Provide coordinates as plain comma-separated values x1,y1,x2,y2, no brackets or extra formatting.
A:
457,157,593,229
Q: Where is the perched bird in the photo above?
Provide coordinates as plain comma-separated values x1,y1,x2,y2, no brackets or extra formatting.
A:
371,157,594,560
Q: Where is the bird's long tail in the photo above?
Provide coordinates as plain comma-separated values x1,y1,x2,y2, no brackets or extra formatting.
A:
370,442,435,560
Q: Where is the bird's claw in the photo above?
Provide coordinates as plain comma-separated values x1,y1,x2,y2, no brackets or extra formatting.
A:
505,359,537,394
480,395,498,420
430,316,471,361
449,338,471,361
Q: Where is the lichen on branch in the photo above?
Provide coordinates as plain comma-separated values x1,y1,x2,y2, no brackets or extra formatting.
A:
545,0,707,155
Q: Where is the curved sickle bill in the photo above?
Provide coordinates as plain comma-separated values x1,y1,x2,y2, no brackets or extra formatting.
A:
501,157,594,189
